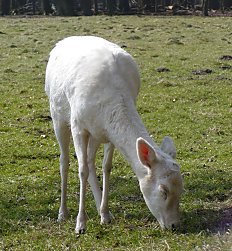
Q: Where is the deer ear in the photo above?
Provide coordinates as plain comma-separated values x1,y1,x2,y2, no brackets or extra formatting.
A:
136,137,158,169
160,136,176,159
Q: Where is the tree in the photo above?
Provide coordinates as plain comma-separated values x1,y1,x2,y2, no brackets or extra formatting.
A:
94,0,98,14
107,0,116,15
153,0,158,12
41,0,52,15
0,0,11,15
220,0,224,12
202,0,209,16
119,0,130,12
54,0,74,15
80,0,92,15
32,0,36,14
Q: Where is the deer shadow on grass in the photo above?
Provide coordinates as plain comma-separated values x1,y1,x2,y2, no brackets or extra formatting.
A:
117,202,232,235
106,179,231,236
108,175,232,235
179,207,232,234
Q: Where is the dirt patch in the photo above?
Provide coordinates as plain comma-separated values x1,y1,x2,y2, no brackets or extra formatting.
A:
220,65,232,70
157,67,170,73
211,207,232,234
219,55,232,61
192,69,213,75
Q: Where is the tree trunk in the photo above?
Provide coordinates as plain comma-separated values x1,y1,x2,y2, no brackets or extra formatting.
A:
107,0,116,15
32,0,36,15
202,0,209,16
102,0,106,10
136,0,143,11
154,0,158,12
143,0,150,10
0,0,11,15
220,0,224,13
190,0,195,9
54,0,74,16
94,0,98,14
119,0,130,12
11,0,17,10
41,0,52,15
80,0,92,15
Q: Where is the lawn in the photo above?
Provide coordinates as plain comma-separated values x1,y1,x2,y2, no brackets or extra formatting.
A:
0,15,231,250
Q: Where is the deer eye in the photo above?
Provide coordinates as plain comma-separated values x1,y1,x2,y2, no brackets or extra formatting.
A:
158,184,169,200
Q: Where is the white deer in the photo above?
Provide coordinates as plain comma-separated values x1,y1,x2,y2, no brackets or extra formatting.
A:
45,36,183,234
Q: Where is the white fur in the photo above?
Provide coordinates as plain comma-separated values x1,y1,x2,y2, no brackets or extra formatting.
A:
45,36,183,233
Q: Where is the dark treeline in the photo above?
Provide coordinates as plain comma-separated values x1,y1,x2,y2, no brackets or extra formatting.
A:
0,0,231,16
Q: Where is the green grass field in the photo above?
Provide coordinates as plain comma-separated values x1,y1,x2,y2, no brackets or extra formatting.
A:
0,15,231,250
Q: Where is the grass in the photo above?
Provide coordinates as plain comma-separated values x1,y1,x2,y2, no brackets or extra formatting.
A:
0,15,231,250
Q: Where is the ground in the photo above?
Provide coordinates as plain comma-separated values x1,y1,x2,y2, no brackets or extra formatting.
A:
0,15,231,250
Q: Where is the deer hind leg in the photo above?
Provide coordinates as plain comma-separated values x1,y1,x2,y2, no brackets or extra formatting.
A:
71,126,90,234
53,119,71,222
100,142,114,224
87,137,102,214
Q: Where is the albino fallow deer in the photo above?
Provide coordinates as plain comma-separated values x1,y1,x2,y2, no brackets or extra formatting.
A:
45,36,183,233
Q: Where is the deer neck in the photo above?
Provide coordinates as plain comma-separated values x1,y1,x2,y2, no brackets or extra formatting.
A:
105,96,156,179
